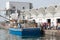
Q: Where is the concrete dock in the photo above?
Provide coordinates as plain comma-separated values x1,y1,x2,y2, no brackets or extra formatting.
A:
45,30,60,36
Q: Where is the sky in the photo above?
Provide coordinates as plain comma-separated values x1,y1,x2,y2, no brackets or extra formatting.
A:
0,0,60,9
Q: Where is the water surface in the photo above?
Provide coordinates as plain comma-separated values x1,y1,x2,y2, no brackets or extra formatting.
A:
0,29,60,40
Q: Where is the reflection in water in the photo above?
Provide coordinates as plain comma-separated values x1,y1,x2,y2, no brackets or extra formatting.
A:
0,29,60,40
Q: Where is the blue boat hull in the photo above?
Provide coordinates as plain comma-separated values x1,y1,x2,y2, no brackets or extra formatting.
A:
9,28,44,37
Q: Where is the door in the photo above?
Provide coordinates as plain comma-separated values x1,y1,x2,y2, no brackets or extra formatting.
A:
47,19,51,26
57,19,60,23
57,19,60,29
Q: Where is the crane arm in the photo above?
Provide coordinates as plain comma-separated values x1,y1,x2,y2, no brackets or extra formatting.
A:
0,15,10,20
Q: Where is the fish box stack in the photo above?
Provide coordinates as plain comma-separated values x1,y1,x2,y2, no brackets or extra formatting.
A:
9,19,18,28
19,20,28,24
21,23,37,28
20,20,38,28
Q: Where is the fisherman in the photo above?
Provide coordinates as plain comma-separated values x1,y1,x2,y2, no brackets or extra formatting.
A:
18,23,22,28
17,19,22,28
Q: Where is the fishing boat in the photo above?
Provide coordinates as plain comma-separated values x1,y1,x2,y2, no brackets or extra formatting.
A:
9,28,42,37
9,19,45,37
0,14,45,37
5,10,45,37
0,8,45,37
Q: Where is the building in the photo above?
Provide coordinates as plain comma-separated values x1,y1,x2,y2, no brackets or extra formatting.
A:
5,2,60,27
6,1,33,15
6,1,33,10
23,5,60,27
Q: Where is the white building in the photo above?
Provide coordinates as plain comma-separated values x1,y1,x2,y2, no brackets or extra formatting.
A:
5,1,33,21
24,5,60,27
5,2,60,27
6,1,33,10
6,1,33,17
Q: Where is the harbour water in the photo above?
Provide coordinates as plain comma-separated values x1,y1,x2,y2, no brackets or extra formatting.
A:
0,29,60,40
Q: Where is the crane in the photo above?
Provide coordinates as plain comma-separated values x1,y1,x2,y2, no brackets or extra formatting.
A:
0,15,10,20
0,8,10,21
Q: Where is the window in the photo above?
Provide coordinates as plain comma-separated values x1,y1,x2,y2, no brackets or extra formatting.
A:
11,10,15,13
12,6,15,9
57,19,60,23
45,7,47,9
29,3,33,9
22,7,25,9
17,10,20,17
55,5,57,8
47,19,51,23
